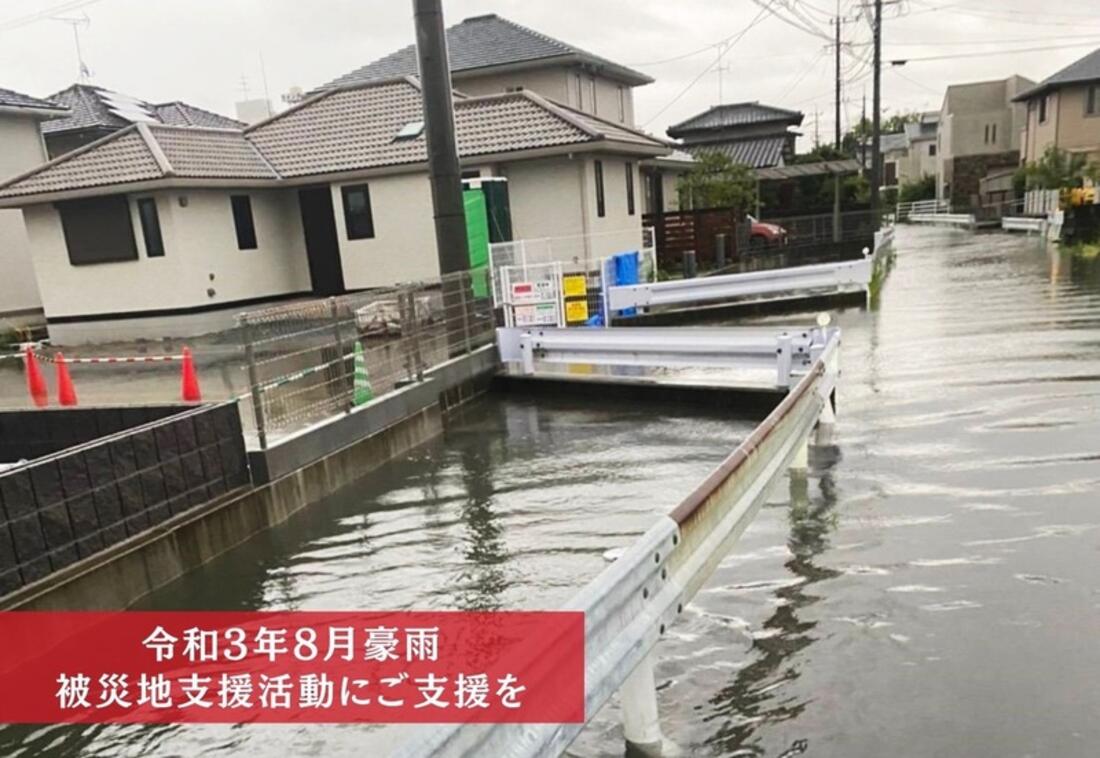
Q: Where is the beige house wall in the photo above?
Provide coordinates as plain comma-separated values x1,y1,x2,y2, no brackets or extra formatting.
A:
331,173,441,290
23,188,310,321
454,63,636,125
1022,83,1100,164
0,114,50,319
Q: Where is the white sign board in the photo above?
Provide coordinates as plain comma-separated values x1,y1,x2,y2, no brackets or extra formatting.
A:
513,302,559,327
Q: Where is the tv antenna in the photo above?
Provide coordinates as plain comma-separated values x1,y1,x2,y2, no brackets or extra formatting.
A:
52,13,92,83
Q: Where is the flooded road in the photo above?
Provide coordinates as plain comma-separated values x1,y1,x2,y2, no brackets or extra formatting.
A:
4,225,1100,756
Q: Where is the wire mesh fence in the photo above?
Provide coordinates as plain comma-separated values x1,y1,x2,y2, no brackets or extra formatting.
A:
236,269,495,448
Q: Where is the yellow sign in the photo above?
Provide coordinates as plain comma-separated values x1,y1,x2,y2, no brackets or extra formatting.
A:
562,275,588,298
565,300,589,323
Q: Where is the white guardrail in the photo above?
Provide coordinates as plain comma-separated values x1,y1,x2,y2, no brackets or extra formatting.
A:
497,325,833,388
908,212,976,228
1001,216,1046,233
603,249,878,322
393,328,841,757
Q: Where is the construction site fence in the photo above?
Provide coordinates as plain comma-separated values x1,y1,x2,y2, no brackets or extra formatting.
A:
236,268,494,449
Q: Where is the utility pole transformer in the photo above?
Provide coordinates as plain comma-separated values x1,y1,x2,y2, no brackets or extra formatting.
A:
412,0,469,275
870,0,883,222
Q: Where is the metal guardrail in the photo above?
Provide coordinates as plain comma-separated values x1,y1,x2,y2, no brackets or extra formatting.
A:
498,326,831,388
896,199,948,221
604,254,873,319
908,212,976,228
1002,216,1046,233
394,328,841,757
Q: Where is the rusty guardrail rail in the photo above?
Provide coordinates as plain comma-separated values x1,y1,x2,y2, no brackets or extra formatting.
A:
393,326,841,757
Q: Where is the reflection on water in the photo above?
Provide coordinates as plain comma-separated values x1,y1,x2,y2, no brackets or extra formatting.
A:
0,395,758,757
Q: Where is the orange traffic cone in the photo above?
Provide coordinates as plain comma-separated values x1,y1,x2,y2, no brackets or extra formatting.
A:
56,352,78,407
23,346,47,408
180,346,202,402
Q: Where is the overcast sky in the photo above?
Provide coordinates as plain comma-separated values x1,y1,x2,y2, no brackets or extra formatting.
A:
2,0,1099,149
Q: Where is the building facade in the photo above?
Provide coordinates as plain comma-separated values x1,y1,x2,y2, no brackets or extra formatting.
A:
1015,47,1100,167
0,87,68,328
936,75,1034,208
666,102,803,169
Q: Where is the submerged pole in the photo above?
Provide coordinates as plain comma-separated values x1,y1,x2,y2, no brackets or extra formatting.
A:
412,0,469,275
620,651,664,756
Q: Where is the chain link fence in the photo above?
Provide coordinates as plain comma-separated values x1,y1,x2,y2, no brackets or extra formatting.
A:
236,269,495,449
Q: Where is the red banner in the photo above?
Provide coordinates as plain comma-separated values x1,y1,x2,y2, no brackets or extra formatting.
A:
0,611,584,724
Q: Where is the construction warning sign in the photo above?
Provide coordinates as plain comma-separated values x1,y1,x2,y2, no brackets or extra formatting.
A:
562,275,587,298
565,300,589,324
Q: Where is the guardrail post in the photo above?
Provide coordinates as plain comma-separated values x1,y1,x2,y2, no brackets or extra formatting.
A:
241,321,267,450
776,333,793,388
329,297,351,411
620,650,664,757
790,435,809,473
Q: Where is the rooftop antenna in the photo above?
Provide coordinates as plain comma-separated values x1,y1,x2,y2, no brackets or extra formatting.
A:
52,13,92,83
237,75,251,99
714,41,734,104
258,51,274,118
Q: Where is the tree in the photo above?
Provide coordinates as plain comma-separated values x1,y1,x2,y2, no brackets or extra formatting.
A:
898,174,936,204
677,151,757,211
1017,145,1100,190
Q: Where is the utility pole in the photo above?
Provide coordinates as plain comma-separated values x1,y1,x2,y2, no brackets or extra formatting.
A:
860,90,867,170
412,0,469,276
870,0,883,222
833,3,842,150
813,106,820,149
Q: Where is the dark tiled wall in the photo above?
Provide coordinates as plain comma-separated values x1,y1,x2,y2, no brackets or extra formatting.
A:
0,406,185,462
0,403,250,596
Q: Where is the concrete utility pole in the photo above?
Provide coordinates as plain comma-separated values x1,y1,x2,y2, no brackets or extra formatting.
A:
870,0,883,221
412,0,469,275
834,4,842,150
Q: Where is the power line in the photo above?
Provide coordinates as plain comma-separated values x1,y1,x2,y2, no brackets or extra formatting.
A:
0,0,101,32
640,1,775,128
893,39,1100,63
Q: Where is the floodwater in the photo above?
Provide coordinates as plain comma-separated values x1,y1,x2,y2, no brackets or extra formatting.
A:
4,225,1100,757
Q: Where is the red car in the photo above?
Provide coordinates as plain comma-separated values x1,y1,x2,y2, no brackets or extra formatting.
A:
746,215,788,249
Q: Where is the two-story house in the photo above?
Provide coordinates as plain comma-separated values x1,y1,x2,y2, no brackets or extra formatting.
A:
935,75,1034,209
1014,47,1100,168
666,102,803,169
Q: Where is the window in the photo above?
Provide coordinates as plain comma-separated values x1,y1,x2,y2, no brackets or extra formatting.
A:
394,120,424,141
929,143,937,157
575,73,583,108
990,123,997,144
341,184,375,240
1087,84,1099,116
230,195,257,250
594,160,605,218
1039,95,1048,123
625,162,635,215
57,195,138,265
136,197,164,257
618,86,626,122
589,77,598,114
983,124,989,144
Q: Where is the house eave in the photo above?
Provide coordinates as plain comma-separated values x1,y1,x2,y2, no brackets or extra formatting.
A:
0,104,71,120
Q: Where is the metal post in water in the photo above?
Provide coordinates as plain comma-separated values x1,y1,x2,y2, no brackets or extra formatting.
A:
329,297,351,411
682,250,697,279
458,272,473,353
790,435,809,473
620,650,664,757
242,321,267,450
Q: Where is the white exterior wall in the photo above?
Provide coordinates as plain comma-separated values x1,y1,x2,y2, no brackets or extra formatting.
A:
23,188,309,326
581,156,643,259
455,67,570,102
332,173,441,290
0,114,50,321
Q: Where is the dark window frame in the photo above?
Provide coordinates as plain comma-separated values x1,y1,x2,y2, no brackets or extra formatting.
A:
341,184,376,240
230,195,257,250
625,162,635,216
594,160,605,218
929,143,937,157
57,195,138,266
136,197,164,258
1038,95,1048,124
1087,84,1099,116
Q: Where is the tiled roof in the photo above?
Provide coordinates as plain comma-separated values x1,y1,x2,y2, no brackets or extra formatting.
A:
1014,47,1100,100
0,78,668,200
41,84,242,134
668,102,804,136
685,136,788,169
0,124,275,199
153,102,244,129
318,13,652,90
248,78,667,178
149,125,276,179
0,128,162,198
0,86,67,114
